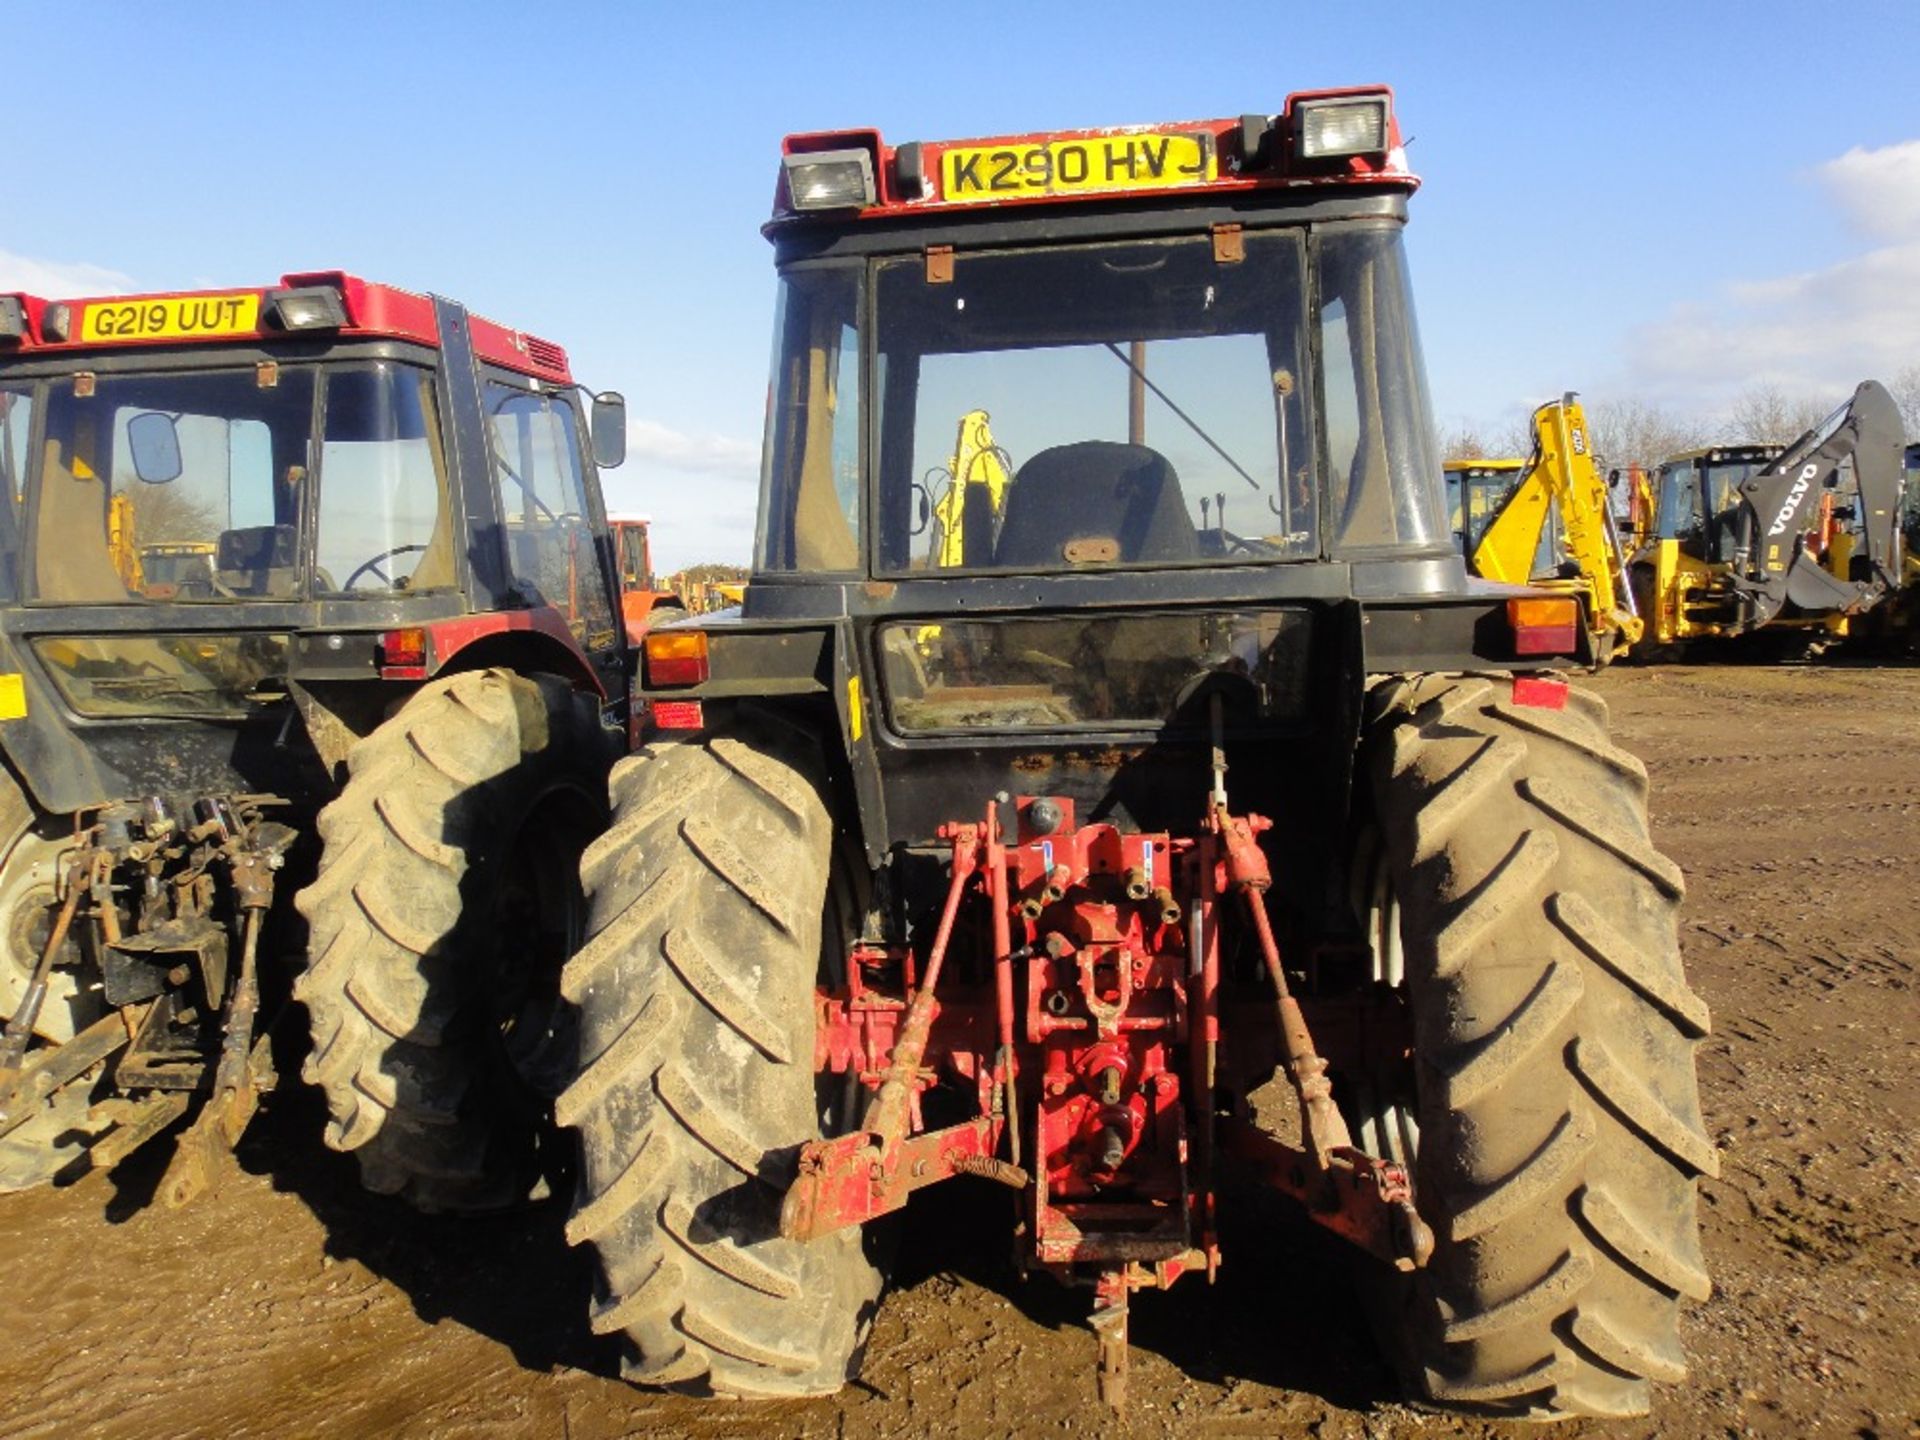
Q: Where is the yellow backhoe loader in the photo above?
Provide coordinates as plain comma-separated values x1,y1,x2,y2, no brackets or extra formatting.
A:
1445,393,1642,664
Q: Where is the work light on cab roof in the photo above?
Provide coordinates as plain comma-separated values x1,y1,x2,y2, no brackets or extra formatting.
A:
773,86,1409,219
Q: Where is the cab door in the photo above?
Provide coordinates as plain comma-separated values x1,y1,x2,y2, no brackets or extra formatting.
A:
481,372,626,693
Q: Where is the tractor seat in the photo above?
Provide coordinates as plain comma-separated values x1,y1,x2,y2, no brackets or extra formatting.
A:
994,442,1199,569
214,525,299,598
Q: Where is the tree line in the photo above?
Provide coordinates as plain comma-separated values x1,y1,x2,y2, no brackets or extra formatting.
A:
1441,366,1920,470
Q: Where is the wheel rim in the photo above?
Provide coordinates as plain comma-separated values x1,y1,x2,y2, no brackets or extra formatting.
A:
486,780,601,1102
1353,839,1421,1177
0,819,97,1043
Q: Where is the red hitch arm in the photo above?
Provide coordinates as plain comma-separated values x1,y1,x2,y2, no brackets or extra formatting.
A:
1219,1115,1434,1271
781,820,992,1242
1212,804,1353,1168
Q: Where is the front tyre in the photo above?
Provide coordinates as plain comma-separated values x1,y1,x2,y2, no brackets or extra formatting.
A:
294,668,609,1211
558,714,880,1396
1363,674,1714,1419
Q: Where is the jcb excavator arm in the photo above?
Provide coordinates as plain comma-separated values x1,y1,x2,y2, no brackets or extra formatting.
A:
1471,393,1641,656
931,410,1012,568
1730,380,1905,628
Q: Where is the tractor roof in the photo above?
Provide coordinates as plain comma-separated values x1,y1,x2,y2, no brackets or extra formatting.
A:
0,271,572,385
1661,443,1784,466
768,87,1413,234
1444,459,1527,474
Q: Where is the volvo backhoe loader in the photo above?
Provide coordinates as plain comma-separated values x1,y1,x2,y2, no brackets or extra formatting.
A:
1632,382,1905,657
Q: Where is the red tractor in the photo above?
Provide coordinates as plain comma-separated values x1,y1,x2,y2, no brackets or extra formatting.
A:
555,89,1714,1420
0,273,633,1205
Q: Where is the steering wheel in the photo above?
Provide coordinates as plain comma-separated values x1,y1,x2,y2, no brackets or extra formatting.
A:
342,543,428,590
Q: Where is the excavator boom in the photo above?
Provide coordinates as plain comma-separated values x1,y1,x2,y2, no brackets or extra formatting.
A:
1731,379,1905,627
1469,393,1641,660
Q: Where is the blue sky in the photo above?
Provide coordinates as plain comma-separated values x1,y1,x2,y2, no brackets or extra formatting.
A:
4,0,1915,568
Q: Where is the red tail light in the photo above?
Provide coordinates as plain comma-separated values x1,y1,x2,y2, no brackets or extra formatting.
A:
645,630,710,687
379,626,429,680
1508,597,1579,657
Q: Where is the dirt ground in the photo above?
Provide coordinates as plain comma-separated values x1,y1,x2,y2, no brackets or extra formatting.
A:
2,664,1915,1440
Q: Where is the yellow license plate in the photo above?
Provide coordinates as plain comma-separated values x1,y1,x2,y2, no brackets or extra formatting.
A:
78,293,261,343
941,132,1214,204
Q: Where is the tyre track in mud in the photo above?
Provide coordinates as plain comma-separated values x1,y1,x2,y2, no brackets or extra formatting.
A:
1,664,1915,1439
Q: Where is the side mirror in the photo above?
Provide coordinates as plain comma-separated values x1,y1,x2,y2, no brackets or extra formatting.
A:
128,412,183,484
590,391,627,470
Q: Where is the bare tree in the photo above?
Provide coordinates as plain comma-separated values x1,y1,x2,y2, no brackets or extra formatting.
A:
1439,425,1491,462
1724,384,1838,446
1492,410,1538,461
1889,364,1920,441
127,484,223,546
1582,397,1715,471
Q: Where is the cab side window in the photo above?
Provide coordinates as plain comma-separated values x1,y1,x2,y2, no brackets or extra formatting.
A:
484,380,615,645
1,385,33,506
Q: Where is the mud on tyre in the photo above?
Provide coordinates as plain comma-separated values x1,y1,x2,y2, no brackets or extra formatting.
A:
294,667,610,1211
557,712,881,1396
1359,674,1715,1419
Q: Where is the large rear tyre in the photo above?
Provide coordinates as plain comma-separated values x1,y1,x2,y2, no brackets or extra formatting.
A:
558,714,881,1396
1361,674,1714,1419
294,668,608,1211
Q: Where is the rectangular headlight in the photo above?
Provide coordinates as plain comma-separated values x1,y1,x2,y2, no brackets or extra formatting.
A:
265,285,349,331
1295,97,1389,160
782,148,877,212
0,296,24,342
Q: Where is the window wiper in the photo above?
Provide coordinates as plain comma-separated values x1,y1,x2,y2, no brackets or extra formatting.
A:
494,454,558,522
1102,343,1260,492
484,395,561,521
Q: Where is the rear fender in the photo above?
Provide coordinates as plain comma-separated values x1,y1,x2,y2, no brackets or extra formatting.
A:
419,609,608,697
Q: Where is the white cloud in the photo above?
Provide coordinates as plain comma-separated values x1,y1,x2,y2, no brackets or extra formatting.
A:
605,417,760,571
0,249,135,297
626,417,759,477
1627,139,1920,414
1820,139,1920,241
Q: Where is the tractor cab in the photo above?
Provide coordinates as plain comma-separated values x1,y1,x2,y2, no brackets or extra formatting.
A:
1648,444,1781,564
606,513,683,644
1444,457,1529,558
0,274,630,814
653,89,1594,848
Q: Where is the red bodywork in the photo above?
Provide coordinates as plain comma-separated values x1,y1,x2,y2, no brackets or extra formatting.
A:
0,270,573,386
377,610,606,693
775,86,1414,224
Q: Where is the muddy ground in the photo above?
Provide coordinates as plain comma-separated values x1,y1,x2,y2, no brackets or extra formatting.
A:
2,664,1915,1440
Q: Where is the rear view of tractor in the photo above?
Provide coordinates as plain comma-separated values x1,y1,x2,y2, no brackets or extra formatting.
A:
0,275,633,1206
558,91,1714,1419
1632,386,1906,658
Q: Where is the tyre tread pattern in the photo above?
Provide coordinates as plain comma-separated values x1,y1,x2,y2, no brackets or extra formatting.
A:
294,668,586,1210
559,717,880,1397
1372,673,1712,1419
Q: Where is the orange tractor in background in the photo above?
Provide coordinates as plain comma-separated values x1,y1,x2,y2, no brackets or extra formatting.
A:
607,514,684,642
